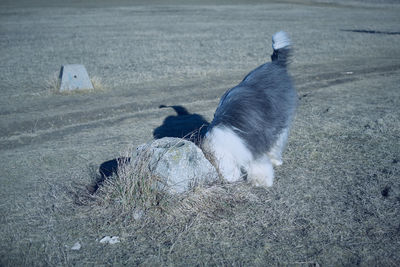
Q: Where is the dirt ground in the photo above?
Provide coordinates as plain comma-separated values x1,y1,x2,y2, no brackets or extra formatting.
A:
1,0,399,266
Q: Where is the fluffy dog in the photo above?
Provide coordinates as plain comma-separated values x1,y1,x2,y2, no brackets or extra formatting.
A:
202,31,297,187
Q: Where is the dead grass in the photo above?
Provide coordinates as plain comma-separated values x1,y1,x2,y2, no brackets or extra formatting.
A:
72,75,399,266
2,74,398,266
88,138,218,216
1,3,400,266
3,67,399,267
94,149,169,213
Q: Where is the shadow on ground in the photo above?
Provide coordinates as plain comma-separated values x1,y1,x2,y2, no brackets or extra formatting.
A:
87,157,131,194
153,105,209,143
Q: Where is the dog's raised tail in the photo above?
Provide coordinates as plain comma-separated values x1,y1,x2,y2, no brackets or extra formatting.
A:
271,31,291,67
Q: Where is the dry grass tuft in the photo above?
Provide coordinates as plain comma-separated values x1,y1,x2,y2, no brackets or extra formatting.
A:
93,150,168,213
168,182,262,220
90,139,210,214
90,136,226,216
45,72,61,94
82,139,251,224
90,76,106,91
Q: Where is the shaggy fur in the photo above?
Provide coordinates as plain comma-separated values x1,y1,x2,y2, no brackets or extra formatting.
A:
203,31,297,187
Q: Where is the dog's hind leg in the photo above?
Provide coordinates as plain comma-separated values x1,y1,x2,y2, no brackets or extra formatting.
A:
202,126,250,183
267,128,289,166
216,154,243,183
247,155,274,187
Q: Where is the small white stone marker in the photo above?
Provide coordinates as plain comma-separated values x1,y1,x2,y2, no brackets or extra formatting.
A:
59,64,94,92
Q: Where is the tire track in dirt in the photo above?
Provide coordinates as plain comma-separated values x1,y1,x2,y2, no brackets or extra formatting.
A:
0,82,225,137
1,63,399,151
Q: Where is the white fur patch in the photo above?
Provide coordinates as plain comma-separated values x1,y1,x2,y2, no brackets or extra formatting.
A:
203,126,252,182
203,126,277,187
272,31,290,50
247,155,274,187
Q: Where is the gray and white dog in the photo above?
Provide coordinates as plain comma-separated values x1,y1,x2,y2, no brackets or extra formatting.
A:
202,31,297,187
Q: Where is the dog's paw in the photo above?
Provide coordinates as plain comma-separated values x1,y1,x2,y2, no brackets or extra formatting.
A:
269,157,283,166
247,156,274,187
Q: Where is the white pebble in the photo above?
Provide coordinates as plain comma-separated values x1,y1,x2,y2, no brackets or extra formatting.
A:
133,209,144,220
109,236,120,244
71,242,81,250
100,236,120,244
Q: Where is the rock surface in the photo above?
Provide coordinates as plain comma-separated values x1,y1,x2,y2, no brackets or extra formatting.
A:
135,137,219,194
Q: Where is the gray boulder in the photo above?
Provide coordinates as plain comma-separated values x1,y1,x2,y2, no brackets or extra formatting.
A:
134,137,219,194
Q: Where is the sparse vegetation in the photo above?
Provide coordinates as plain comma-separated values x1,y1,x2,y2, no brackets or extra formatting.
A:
93,146,171,212
1,1,400,266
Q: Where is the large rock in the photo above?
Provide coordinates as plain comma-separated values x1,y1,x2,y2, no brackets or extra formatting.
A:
135,137,219,194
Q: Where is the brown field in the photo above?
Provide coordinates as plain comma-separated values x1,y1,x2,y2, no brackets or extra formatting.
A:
1,0,399,265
